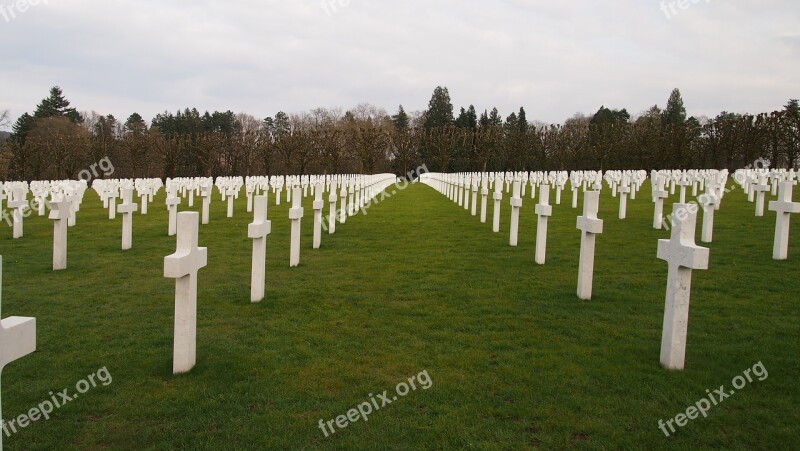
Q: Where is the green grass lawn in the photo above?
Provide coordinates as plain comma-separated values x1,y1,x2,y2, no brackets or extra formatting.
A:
0,178,797,450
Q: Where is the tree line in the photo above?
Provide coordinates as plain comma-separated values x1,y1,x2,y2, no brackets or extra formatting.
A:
1,86,797,181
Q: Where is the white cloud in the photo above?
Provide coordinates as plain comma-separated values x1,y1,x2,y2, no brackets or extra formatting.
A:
1,0,798,128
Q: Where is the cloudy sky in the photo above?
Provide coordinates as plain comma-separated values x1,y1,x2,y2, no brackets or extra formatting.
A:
2,0,798,128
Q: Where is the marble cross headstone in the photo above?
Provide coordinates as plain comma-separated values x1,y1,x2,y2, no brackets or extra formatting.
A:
289,186,304,267
107,188,118,220
492,178,502,233
328,181,338,234
7,190,27,239
118,188,138,250
576,191,603,300
245,185,256,213
699,187,718,243
248,196,271,302
471,180,479,216
768,181,800,260
312,183,324,249
652,177,668,229
339,183,348,224
677,177,690,203
200,185,211,225
618,182,630,220
0,255,37,450
226,187,237,218
480,177,489,224
48,198,72,270
139,189,149,215
535,185,553,265
65,192,80,227
166,191,181,237
657,203,710,370
509,181,522,246
753,175,770,217
461,177,469,210
571,185,579,209
164,212,207,374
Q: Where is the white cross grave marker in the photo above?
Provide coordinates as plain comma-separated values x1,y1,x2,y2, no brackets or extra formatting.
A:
139,189,149,215
166,191,181,237
164,212,207,374
289,186,304,267
618,182,630,220
509,181,522,247
226,187,237,218
118,188,138,250
657,203,709,370
248,196,271,302
7,190,27,239
753,175,770,217
576,191,603,300
480,176,489,224
492,178,502,233
48,198,72,270
107,189,118,220
328,181,338,234
339,183,348,224
768,181,800,260
313,183,324,249
652,177,668,229
471,179,478,216
699,187,718,243
200,185,211,225
535,185,552,265
65,192,80,227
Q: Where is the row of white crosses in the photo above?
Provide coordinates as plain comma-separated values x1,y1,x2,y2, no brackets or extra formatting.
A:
421,172,711,370
40,182,87,269
735,168,796,197
420,172,558,264
603,170,649,219
215,177,244,218
27,180,85,221
426,171,644,242
93,179,153,251
680,168,800,261
769,181,800,260
650,170,730,243
134,178,163,215
4,184,30,239
424,168,800,371
733,168,797,216
92,179,124,220
3,181,89,273
164,174,397,374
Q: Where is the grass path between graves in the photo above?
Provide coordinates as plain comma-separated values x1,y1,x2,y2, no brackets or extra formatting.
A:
0,179,798,450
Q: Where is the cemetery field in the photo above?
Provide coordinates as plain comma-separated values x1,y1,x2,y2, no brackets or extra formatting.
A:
0,181,798,450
